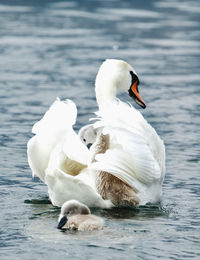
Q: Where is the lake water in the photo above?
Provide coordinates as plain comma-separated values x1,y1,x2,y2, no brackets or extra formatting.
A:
0,0,200,259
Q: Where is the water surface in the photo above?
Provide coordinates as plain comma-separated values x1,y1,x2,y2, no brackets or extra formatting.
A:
0,0,200,259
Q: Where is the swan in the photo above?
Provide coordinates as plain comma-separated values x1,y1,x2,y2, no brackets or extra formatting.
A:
89,59,165,206
27,59,165,208
57,200,104,231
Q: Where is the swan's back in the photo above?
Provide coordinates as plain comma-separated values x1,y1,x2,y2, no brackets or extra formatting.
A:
91,101,165,204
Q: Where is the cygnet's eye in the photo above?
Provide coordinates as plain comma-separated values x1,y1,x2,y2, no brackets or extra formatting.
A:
83,138,86,143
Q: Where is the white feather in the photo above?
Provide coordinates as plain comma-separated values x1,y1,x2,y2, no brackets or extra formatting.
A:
27,98,88,176
32,98,77,135
27,97,113,208
90,100,165,204
45,167,112,208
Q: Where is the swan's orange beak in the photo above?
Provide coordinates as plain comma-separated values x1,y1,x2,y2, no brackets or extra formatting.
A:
129,80,146,109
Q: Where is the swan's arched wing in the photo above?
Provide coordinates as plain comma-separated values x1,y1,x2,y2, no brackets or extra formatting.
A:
90,131,161,187
27,135,50,181
45,167,112,208
92,101,165,187
27,98,89,181
32,98,77,135
62,130,89,166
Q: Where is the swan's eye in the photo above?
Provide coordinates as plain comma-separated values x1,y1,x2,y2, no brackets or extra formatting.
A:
83,138,86,142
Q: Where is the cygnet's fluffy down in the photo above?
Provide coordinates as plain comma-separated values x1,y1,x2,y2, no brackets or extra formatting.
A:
78,124,103,150
57,200,104,231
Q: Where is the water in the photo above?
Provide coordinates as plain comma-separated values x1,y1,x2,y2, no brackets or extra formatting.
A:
0,0,200,259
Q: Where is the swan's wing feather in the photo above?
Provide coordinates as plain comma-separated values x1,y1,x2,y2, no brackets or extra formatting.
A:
92,101,165,186
46,144,111,208
46,142,87,177
32,98,77,135
90,144,160,187
27,135,51,181
62,130,89,165
45,167,112,208
27,98,88,180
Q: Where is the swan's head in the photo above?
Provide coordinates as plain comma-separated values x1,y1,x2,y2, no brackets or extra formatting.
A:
95,59,146,109
57,200,90,229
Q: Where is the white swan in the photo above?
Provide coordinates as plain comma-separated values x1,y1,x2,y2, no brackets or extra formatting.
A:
89,59,165,206
27,59,165,208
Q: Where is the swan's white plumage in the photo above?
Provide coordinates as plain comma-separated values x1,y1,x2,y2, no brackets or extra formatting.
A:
90,100,165,204
32,98,77,135
27,59,165,207
27,98,112,208
27,98,79,181
45,167,111,208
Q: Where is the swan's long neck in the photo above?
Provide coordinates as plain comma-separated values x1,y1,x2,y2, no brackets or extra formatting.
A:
95,59,128,108
95,79,117,108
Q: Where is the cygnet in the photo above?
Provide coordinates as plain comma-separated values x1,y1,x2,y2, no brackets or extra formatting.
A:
78,124,102,149
57,200,104,231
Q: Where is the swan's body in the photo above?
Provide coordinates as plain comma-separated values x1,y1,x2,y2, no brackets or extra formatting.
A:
90,101,165,205
89,59,165,206
27,59,165,208
57,200,104,231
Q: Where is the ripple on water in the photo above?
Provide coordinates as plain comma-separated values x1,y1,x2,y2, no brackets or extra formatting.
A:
0,0,200,259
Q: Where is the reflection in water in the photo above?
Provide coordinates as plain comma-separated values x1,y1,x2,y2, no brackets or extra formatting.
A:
95,204,169,220
25,197,169,222
25,198,169,220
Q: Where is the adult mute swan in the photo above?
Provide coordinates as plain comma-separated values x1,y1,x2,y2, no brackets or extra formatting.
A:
89,59,165,206
27,59,165,208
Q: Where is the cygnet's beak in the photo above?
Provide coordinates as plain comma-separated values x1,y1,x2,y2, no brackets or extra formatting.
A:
128,80,146,109
87,143,92,149
57,215,67,229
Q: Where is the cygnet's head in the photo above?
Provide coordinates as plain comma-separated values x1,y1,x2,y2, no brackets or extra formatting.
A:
57,200,90,229
95,59,146,109
78,124,102,149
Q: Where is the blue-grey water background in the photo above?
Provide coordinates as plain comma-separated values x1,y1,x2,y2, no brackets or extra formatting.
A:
0,0,200,259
